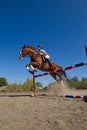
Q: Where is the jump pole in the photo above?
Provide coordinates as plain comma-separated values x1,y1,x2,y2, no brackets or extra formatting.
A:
34,61,87,78
26,69,37,96
32,71,35,92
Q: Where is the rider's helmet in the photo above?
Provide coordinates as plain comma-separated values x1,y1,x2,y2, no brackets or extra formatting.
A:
37,45,43,49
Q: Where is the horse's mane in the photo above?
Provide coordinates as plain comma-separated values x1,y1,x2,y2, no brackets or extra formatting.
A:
27,45,36,51
23,45,36,51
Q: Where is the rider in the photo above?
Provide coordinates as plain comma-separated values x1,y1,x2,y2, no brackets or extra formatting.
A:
37,45,52,66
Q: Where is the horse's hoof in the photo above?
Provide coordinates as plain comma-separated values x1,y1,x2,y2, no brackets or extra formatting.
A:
31,93,38,97
30,93,36,97
26,64,29,67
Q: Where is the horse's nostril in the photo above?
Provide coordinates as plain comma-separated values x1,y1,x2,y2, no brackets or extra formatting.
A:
19,55,23,59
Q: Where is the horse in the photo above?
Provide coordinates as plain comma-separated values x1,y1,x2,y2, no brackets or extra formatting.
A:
19,45,67,96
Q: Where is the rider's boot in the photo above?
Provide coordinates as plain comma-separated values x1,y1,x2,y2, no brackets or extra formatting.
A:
46,59,52,66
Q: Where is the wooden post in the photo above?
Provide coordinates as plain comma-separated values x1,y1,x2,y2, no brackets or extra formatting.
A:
32,71,37,97
26,68,37,97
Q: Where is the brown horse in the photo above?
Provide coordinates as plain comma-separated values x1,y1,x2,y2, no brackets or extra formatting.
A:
19,45,66,82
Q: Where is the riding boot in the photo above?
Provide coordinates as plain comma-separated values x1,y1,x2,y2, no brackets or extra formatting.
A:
48,60,52,66
46,59,52,66
42,55,45,62
41,55,46,65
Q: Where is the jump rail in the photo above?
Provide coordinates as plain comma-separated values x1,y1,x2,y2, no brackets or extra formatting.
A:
39,93,87,99
34,61,87,78
38,94,87,101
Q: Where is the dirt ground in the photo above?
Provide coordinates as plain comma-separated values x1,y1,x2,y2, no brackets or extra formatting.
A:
0,87,87,130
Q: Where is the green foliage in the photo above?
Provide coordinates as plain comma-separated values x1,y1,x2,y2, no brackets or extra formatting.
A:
6,83,21,92
0,77,8,86
22,78,33,91
44,76,87,90
5,78,42,92
66,77,87,89
1,76,87,92
5,79,33,92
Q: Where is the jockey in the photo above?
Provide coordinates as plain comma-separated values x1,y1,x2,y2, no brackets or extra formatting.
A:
37,45,52,66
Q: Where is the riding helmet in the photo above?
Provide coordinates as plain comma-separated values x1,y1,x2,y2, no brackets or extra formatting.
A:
37,45,43,49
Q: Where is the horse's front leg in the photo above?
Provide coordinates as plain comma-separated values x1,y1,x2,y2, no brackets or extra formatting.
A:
26,62,40,71
26,64,36,72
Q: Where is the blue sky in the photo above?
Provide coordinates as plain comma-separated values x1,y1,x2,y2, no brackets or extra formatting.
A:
0,0,87,86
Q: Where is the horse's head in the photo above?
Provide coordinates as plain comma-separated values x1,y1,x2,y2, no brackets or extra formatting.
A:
19,45,37,59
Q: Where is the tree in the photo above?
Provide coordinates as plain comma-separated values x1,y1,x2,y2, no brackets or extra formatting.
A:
81,77,87,82
0,77,8,86
70,76,79,82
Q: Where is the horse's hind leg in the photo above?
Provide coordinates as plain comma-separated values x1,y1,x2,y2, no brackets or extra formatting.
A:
50,74,60,82
56,72,63,80
50,73,64,87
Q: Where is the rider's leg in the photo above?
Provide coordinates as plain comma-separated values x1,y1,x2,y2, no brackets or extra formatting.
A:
41,55,46,62
45,59,52,66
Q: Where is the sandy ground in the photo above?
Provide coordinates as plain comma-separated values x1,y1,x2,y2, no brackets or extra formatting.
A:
0,87,87,130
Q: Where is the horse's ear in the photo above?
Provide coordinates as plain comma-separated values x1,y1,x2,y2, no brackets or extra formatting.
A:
23,44,26,48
